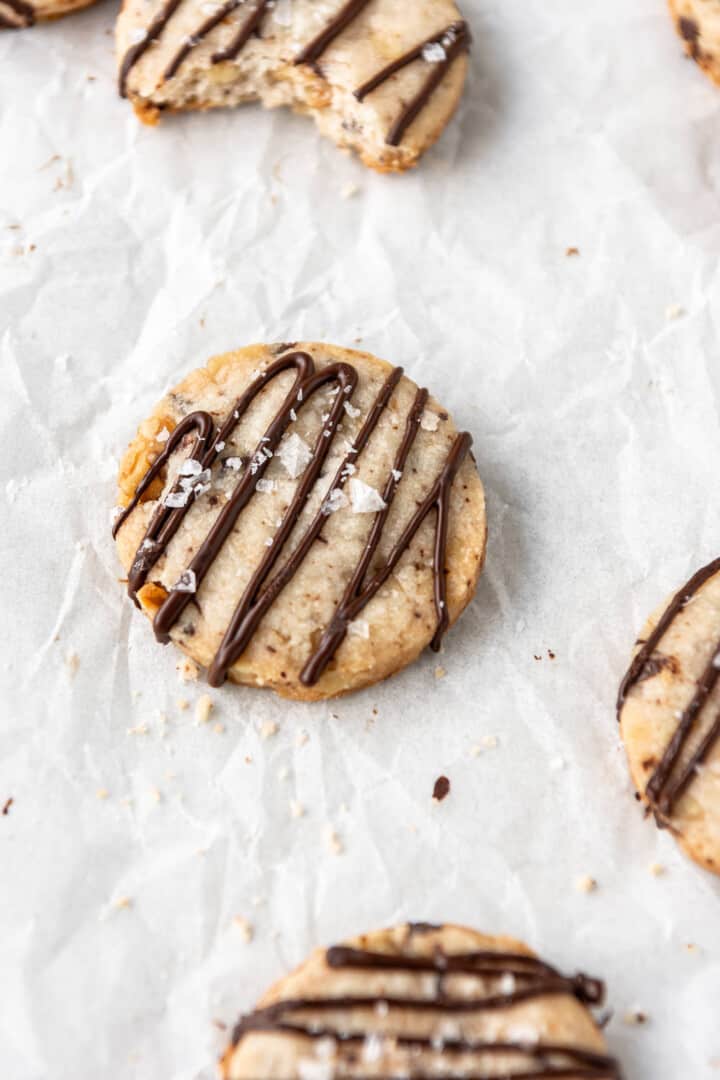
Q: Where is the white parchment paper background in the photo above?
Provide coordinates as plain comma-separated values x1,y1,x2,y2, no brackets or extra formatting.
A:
1,1,720,1076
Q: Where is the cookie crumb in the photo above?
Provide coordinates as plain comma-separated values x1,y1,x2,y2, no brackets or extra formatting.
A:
649,862,665,877
290,799,305,818
324,825,343,855
622,1010,648,1026
195,695,214,724
176,698,189,711
434,666,446,679
232,916,253,943
565,247,580,257
575,875,598,894
127,723,149,736
341,182,360,199
278,766,290,781
296,730,309,747
96,788,110,800
213,722,225,734
66,652,80,676
260,719,279,739
432,775,451,801
665,303,685,321
177,657,199,683
149,787,162,803
114,896,133,910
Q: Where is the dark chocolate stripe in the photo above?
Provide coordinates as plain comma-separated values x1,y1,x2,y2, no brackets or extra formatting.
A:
116,351,470,689
163,0,242,80
355,20,471,146
293,0,371,66
118,0,185,96
211,0,269,64
234,1021,620,1078
206,365,402,686
617,556,720,815
230,940,621,1078
0,0,34,27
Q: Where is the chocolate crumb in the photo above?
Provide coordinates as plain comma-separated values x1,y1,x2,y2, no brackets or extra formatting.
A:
432,775,450,801
2,797,13,816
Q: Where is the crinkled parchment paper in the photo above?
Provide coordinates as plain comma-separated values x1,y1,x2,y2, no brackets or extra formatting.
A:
1,1,719,1076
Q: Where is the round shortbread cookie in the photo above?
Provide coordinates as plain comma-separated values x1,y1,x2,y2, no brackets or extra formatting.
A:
669,0,720,87
115,0,470,172
618,557,720,875
221,922,622,1079
0,0,95,27
113,342,487,701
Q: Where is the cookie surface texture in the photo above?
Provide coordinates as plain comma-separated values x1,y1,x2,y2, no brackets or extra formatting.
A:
669,0,720,86
113,342,487,701
221,922,622,1079
618,556,720,875
115,0,470,171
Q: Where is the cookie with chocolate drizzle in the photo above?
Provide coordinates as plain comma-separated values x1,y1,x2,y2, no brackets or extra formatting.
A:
618,556,720,875
113,342,486,700
115,0,471,171
220,922,623,1079
0,0,95,28
669,0,720,87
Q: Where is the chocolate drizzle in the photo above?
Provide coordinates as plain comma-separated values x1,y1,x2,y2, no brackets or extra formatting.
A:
230,938,622,1078
618,556,720,817
355,20,471,147
114,350,472,690
0,0,35,28
118,0,470,146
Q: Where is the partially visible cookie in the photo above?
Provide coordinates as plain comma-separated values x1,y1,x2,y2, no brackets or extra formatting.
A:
618,556,720,875
113,342,486,701
115,0,471,172
669,0,720,86
0,0,96,27
221,922,622,1079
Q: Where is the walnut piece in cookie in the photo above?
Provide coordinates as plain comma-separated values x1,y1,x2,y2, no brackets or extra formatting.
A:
113,342,487,701
221,921,623,1079
618,556,720,875
115,0,471,172
669,0,720,87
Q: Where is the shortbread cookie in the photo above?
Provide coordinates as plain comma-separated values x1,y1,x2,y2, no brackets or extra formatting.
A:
221,922,623,1079
618,556,720,875
115,0,471,172
0,0,95,27
669,0,720,86
113,342,487,701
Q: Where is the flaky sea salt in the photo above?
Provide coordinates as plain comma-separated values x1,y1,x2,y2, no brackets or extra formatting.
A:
155,426,170,443
179,458,203,477
277,432,312,479
163,490,190,509
349,477,386,513
173,569,197,593
420,410,440,432
343,401,361,419
422,41,446,62
223,456,243,471
348,619,370,639
322,488,348,515
255,478,275,494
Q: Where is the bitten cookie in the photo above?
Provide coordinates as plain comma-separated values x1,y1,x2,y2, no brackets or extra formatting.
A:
113,342,487,701
0,0,95,27
115,0,470,172
221,922,623,1079
669,0,720,86
618,557,720,875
